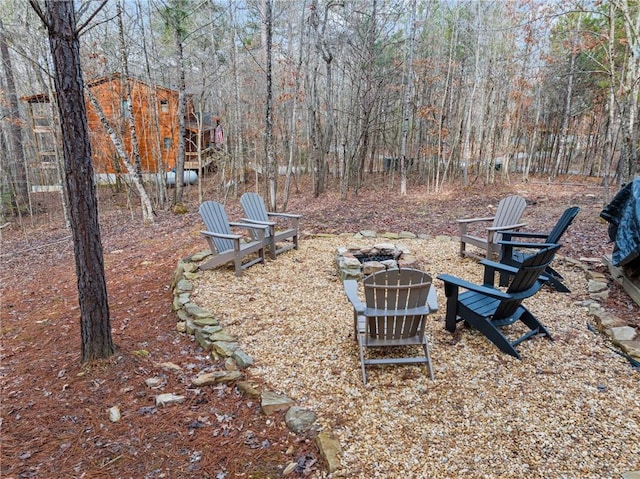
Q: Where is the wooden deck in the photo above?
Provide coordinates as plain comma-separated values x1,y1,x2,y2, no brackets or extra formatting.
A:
184,147,226,171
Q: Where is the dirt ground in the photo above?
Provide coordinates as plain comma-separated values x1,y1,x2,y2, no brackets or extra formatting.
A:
1,176,638,478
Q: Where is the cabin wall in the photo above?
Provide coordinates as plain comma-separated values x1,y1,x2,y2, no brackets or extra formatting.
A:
85,79,180,174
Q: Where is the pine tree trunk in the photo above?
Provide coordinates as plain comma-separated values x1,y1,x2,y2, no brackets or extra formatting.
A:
37,0,114,362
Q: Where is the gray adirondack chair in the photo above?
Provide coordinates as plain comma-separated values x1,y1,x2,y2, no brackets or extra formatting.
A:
240,192,302,260
458,195,527,260
498,206,580,292
343,268,438,384
437,243,561,359
198,201,267,277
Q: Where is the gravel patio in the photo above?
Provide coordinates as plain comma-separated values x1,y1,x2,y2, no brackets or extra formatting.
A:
191,233,640,478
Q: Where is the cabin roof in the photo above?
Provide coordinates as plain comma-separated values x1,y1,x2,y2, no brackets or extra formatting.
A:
21,72,179,103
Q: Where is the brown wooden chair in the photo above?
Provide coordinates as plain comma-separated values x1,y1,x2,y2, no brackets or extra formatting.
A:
240,192,302,260
198,201,267,277
458,194,527,260
343,268,438,384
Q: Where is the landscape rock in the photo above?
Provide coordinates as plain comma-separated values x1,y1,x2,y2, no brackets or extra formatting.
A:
261,391,294,415
155,393,186,407
232,349,254,369
611,326,637,342
285,406,317,433
316,430,342,473
237,381,261,397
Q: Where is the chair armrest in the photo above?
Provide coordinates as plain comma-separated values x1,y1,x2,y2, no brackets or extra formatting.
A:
498,240,558,250
480,259,520,275
200,230,241,241
266,212,303,219
486,222,527,232
501,230,548,241
343,280,365,313
456,216,495,224
437,274,510,300
228,222,267,240
427,286,438,312
241,218,276,227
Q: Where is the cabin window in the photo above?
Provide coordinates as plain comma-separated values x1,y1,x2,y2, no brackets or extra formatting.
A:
160,100,169,113
163,138,172,150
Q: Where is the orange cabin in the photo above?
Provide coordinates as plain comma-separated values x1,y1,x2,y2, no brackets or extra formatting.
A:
22,73,217,178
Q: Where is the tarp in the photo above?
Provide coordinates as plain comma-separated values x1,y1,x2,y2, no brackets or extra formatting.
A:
600,178,640,269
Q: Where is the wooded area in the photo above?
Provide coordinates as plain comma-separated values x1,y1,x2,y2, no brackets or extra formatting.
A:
1,0,639,220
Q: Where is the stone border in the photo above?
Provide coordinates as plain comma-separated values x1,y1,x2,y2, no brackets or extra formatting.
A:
171,249,342,475
171,235,640,476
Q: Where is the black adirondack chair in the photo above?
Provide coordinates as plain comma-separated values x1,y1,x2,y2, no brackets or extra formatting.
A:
498,206,580,292
437,243,561,359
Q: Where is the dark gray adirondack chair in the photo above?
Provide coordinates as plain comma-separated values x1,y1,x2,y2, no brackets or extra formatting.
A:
343,268,438,384
498,206,580,292
458,195,527,260
198,201,267,277
240,192,302,260
437,243,560,359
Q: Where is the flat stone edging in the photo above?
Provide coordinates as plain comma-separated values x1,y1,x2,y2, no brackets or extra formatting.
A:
171,233,639,477
171,248,342,476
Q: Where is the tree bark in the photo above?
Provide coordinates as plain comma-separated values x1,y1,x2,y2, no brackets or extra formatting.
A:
0,17,29,213
264,0,277,210
34,0,114,362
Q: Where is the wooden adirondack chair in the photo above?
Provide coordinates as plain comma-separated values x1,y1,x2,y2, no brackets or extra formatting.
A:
198,201,267,277
498,206,580,292
437,243,561,359
343,268,438,384
240,192,302,260
458,195,527,260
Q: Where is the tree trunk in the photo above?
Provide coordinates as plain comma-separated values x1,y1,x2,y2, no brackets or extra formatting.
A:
264,0,277,210
399,0,417,196
174,29,187,205
34,0,114,362
0,17,29,214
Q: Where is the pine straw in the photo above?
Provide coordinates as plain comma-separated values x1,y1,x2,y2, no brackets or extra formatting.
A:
192,235,640,479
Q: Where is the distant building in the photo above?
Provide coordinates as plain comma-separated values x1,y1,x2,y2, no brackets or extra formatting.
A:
21,73,219,189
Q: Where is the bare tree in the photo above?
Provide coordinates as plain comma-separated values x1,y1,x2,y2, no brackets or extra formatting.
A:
263,0,277,209
28,0,114,362
0,17,29,215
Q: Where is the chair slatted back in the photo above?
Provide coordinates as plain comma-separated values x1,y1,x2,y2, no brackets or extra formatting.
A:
241,192,271,239
199,201,234,253
494,244,561,319
546,206,580,244
493,195,527,238
363,269,432,340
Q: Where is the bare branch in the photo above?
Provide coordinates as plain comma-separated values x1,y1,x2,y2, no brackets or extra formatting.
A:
27,0,48,27
75,0,109,35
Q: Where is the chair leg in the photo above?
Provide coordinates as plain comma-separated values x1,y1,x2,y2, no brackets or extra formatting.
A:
459,224,468,257
423,340,434,380
443,283,460,333
268,237,277,260
465,315,521,359
518,308,553,341
234,256,242,277
358,334,367,385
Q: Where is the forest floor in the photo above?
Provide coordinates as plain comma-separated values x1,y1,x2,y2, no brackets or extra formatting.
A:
1,175,638,478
